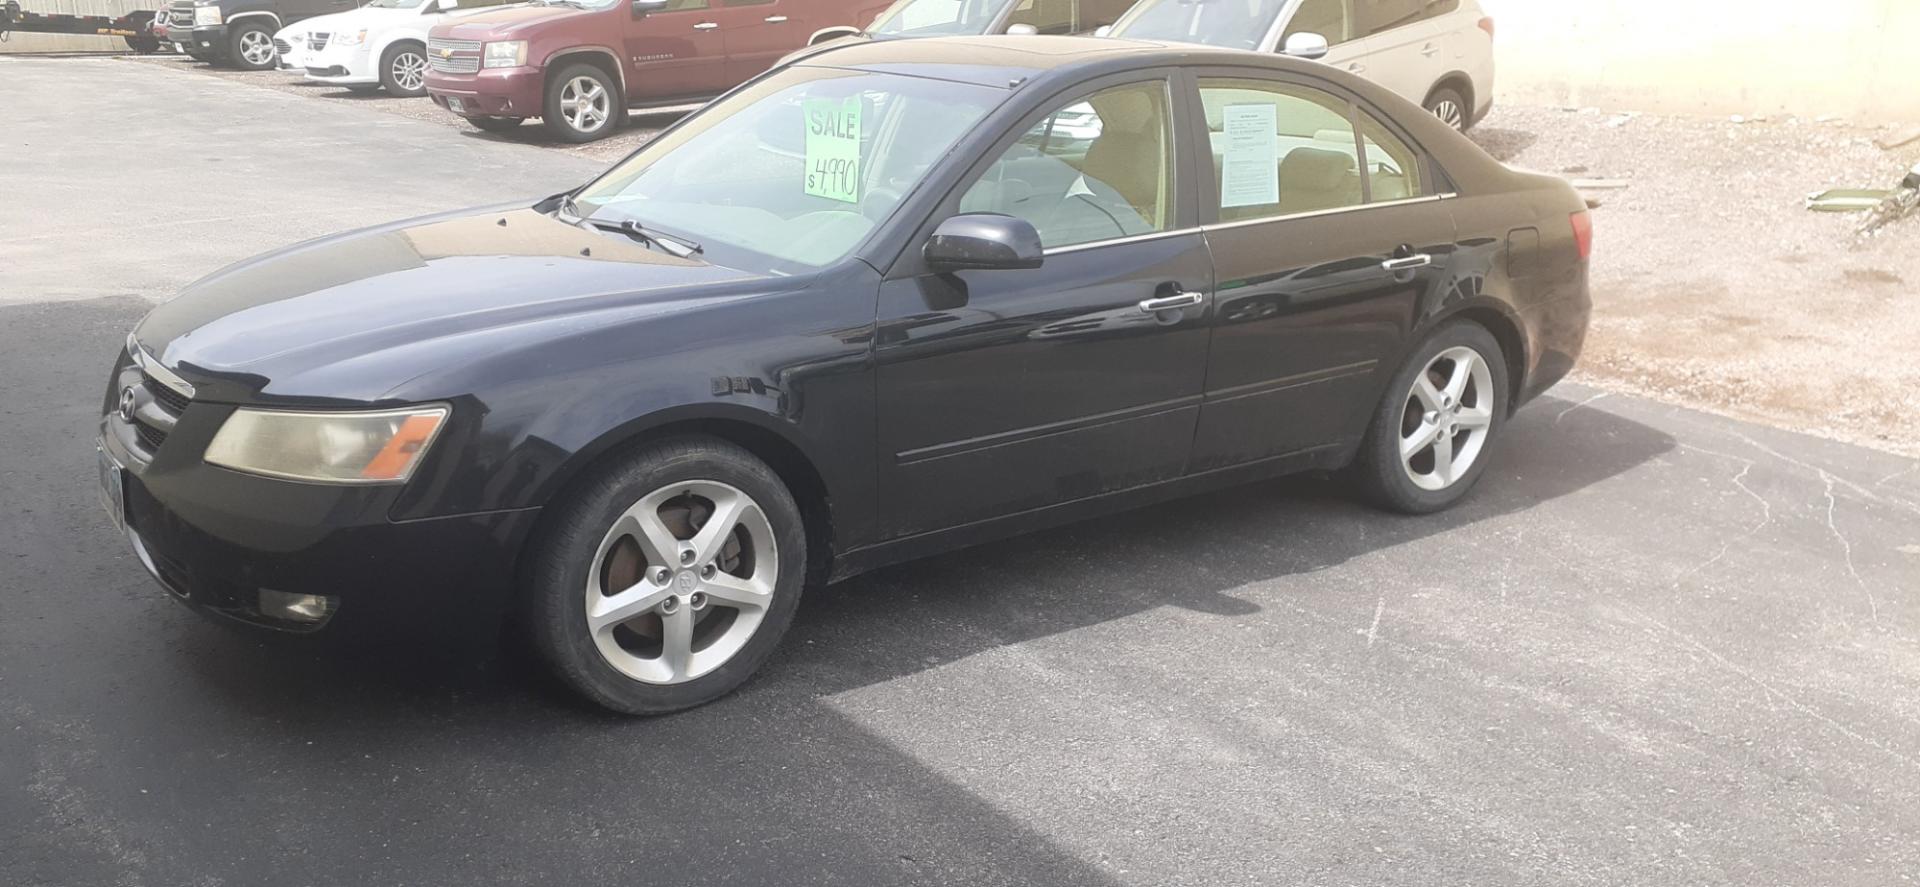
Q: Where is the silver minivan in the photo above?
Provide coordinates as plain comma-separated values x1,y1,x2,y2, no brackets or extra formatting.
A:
1107,0,1495,131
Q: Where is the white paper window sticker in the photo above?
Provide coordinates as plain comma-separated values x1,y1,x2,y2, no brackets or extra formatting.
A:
1219,103,1279,209
804,97,862,204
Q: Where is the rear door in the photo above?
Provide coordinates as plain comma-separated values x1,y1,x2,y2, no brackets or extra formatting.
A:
719,0,798,82
625,0,730,99
1184,69,1456,470
874,74,1213,537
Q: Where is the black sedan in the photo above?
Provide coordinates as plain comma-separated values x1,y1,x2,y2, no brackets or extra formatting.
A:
99,36,1591,714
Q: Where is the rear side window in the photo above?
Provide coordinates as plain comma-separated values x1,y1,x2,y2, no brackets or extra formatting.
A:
659,0,711,10
1356,109,1425,200
1198,78,1364,222
1005,0,1135,34
1354,0,1459,36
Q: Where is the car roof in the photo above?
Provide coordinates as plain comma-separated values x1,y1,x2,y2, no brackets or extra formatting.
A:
793,34,1327,90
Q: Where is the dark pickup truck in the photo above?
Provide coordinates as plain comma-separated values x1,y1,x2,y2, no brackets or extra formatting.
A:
161,0,358,68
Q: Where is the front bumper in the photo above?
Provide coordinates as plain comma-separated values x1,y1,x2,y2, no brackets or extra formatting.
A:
302,41,376,84
173,24,228,55
99,356,540,637
426,66,544,118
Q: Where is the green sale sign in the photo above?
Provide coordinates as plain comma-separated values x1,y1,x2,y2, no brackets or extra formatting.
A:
803,97,861,204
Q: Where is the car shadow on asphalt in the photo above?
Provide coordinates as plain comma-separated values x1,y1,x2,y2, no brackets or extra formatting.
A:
1466,126,1540,163
1,295,1675,884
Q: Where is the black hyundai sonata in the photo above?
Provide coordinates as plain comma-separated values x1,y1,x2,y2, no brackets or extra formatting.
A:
99,36,1591,713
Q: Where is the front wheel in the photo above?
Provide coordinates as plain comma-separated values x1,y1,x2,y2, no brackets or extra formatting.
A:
227,21,276,70
541,63,620,143
1353,321,1508,514
525,437,807,715
379,41,428,97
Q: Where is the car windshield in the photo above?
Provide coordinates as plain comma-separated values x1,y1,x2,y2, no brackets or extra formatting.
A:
573,67,1004,271
1108,0,1289,50
365,0,428,8
868,0,1018,37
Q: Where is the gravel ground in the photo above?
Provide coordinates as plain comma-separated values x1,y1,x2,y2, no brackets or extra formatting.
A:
1470,105,1920,457
124,55,1920,456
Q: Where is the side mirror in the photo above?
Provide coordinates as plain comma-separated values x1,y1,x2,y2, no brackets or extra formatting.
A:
434,0,455,10
924,214,1043,272
1004,22,1038,35
632,0,668,18
1282,31,1329,60
1092,24,1112,37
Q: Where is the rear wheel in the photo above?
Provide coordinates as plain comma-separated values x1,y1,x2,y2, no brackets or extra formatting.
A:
1353,321,1508,514
379,41,428,97
542,63,620,143
227,21,276,70
468,115,524,132
1424,84,1470,132
526,437,806,715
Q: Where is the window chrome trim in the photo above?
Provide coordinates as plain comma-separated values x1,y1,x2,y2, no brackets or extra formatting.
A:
126,333,196,400
1043,226,1202,256
1201,192,1458,233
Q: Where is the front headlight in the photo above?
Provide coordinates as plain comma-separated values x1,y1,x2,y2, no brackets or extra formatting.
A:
193,5,222,26
205,405,449,484
334,28,368,46
482,40,527,68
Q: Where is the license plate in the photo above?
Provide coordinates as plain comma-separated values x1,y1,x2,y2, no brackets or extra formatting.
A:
446,97,466,114
98,444,125,533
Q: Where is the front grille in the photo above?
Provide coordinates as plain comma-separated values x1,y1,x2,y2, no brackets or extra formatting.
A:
135,420,168,452
168,9,192,27
145,373,191,414
272,37,292,55
428,55,480,74
428,37,481,53
307,32,330,51
132,371,190,452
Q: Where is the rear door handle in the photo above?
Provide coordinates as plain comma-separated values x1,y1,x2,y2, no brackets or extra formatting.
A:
764,14,788,22
1381,254,1433,273
1139,291,1205,313
1420,43,1438,56
693,21,719,30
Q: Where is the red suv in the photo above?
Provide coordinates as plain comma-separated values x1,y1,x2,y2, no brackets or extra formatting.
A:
424,0,887,142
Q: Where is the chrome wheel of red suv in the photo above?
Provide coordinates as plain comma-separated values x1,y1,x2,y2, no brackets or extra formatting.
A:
544,63,620,143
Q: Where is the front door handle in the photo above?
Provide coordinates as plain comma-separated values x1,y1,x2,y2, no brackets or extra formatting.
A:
1139,291,1205,313
764,14,788,22
1347,62,1365,73
693,21,719,30
1381,254,1433,273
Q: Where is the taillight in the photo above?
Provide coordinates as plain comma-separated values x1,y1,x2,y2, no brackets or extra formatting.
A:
1478,16,1495,40
1570,211,1593,261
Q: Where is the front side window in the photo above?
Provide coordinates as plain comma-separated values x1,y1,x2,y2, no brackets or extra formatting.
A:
576,68,1003,270
1353,0,1424,36
1281,0,1348,44
868,0,1017,36
1107,0,1290,51
960,80,1174,249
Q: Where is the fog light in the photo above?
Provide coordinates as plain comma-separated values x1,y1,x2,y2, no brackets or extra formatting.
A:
258,589,337,625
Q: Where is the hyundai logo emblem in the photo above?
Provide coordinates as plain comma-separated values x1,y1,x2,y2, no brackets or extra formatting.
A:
118,386,137,422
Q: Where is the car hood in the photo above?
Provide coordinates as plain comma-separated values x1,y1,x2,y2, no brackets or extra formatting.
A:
434,4,602,39
134,206,775,404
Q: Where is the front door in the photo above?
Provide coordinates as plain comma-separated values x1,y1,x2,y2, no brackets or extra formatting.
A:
1186,72,1455,471
1339,0,1446,104
624,0,729,100
874,75,1213,538
718,0,798,83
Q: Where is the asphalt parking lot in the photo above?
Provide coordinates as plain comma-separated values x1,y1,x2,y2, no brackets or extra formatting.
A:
4,56,1919,886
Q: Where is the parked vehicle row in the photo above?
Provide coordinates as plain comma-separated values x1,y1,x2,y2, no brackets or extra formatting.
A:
153,0,1495,142
101,36,1588,714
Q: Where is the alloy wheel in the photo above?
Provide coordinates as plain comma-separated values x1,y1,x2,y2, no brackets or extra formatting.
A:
584,480,778,685
391,50,427,92
1430,98,1465,131
560,76,610,135
239,30,274,67
1398,345,1494,491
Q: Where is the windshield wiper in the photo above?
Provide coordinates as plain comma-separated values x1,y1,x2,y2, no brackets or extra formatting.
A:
581,216,704,259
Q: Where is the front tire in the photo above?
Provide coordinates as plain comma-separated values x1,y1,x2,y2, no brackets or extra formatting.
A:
379,41,428,97
227,21,276,70
541,63,620,143
1354,321,1508,514
525,437,807,715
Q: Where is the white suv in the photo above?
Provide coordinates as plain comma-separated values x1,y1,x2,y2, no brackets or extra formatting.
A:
272,0,507,98
1107,0,1495,131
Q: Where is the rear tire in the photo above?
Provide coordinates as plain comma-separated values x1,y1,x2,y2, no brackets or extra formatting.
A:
541,62,620,143
525,436,807,715
468,115,524,132
1424,84,1470,132
227,20,276,71
378,40,428,97
1353,321,1508,514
